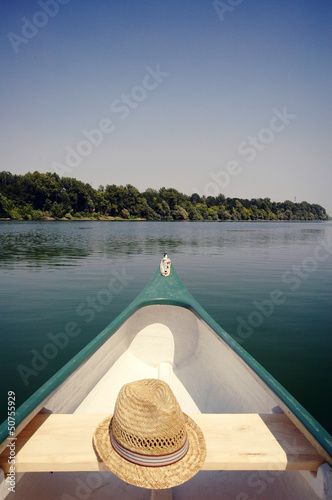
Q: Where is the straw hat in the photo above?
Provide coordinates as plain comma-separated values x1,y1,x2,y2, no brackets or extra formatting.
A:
93,379,206,489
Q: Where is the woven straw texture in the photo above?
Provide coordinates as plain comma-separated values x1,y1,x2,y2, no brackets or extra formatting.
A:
93,379,206,489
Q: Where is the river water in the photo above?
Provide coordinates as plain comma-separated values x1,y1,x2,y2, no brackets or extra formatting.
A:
0,220,331,433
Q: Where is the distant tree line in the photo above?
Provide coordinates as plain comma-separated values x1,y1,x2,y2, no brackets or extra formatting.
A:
0,171,329,221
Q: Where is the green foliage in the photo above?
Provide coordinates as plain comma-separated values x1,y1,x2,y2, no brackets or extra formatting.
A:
172,205,189,220
0,193,12,217
51,202,67,219
31,210,44,220
0,171,329,222
121,208,130,219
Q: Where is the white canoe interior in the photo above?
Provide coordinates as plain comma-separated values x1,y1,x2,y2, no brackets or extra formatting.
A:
1,305,331,499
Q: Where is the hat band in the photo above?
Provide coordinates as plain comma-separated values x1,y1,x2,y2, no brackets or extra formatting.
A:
110,429,189,467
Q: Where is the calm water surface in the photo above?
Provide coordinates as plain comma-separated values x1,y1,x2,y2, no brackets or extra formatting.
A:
0,221,331,433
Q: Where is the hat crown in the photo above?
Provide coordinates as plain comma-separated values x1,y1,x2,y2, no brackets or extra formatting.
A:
111,379,187,456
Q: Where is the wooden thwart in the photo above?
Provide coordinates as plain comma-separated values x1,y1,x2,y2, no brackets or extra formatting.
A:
0,413,324,473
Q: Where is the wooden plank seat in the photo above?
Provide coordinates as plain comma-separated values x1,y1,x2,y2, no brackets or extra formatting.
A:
0,413,324,474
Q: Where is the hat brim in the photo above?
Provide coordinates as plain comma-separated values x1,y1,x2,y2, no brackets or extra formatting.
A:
93,413,206,489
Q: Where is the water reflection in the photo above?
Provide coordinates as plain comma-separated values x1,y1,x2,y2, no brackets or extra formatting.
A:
0,220,329,271
0,223,90,269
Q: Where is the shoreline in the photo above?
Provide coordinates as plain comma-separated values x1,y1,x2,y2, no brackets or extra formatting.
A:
0,218,330,223
0,216,147,222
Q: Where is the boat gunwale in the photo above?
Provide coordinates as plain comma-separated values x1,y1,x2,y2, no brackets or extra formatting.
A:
0,267,331,466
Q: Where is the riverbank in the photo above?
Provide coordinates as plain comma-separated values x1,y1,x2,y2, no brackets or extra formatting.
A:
1,217,330,223
0,216,147,222
1,172,329,222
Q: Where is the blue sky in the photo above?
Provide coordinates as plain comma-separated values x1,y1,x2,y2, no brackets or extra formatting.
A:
1,0,332,213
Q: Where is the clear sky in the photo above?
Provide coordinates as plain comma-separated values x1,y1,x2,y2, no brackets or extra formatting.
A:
1,0,332,214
